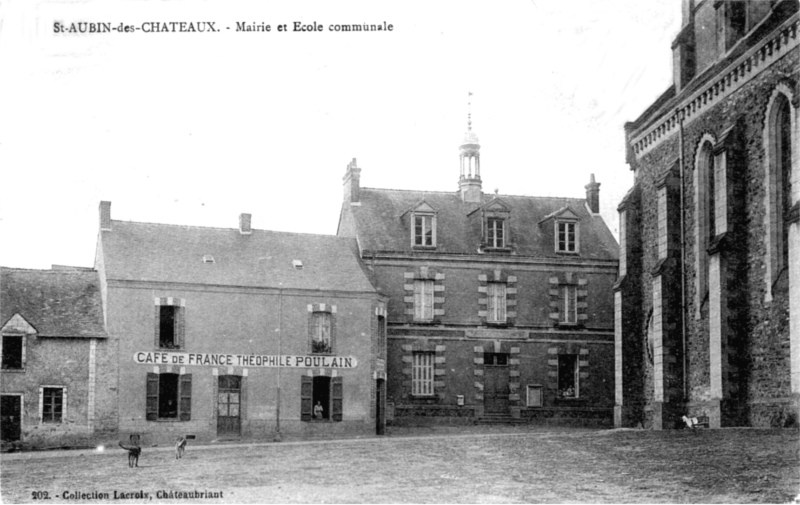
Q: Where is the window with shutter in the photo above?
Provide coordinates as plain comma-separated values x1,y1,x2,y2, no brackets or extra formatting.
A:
154,299,185,350
146,373,159,421
179,374,192,421
331,376,343,422
301,375,313,422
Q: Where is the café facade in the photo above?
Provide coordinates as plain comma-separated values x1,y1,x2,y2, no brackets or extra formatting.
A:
95,202,387,444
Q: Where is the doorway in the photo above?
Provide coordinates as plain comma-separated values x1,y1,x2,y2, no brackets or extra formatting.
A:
375,379,385,435
1,395,21,442
483,353,510,414
217,375,241,437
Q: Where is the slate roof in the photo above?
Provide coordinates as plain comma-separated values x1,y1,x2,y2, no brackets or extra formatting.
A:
344,188,618,260
99,221,377,292
0,267,107,338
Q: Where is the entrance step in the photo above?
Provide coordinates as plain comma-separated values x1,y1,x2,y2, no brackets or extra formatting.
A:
475,414,526,425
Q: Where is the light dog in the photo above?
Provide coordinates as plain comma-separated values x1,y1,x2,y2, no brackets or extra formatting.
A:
175,436,187,459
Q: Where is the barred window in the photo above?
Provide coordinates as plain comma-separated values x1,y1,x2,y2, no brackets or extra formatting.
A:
412,352,434,396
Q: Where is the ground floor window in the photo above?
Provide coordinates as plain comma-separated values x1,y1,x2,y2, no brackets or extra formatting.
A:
558,355,579,398
41,387,64,423
146,373,192,421
484,352,508,366
301,375,343,422
412,352,434,396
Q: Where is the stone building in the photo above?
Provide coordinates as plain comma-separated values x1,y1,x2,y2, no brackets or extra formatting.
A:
95,202,387,444
1,267,117,448
617,0,799,429
337,117,619,425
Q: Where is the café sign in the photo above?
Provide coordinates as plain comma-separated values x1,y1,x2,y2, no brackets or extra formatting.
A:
134,351,357,369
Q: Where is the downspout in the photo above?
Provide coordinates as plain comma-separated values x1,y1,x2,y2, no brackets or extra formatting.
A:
677,106,688,401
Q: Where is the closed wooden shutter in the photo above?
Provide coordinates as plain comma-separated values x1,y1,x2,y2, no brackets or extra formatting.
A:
331,376,343,422
179,374,192,421
146,373,159,421
177,306,185,349
301,375,313,421
154,306,161,348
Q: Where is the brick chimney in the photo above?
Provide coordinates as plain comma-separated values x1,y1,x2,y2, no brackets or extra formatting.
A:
585,174,601,214
239,213,252,235
99,201,112,231
342,158,361,204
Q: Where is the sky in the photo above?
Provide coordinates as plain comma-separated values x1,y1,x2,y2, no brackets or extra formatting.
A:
0,0,682,270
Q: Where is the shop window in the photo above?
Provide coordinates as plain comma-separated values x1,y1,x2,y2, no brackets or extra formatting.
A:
41,387,64,423
413,280,434,321
413,214,436,247
146,372,192,421
560,285,578,324
311,312,332,354
412,352,434,396
487,218,505,248
556,220,579,253
526,385,543,407
301,375,342,422
486,283,507,323
1,336,23,370
558,354,579,399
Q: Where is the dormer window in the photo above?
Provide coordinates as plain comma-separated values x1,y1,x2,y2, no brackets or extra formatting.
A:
414,214,435,247
407,201,437,249
476,197,511,251
556,220,579,254
487,218,505,248
540,206,581,255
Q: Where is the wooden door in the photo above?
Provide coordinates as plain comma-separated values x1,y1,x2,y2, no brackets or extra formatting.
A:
484,353,510,414
375,379,385,435
1,395,21,442
217,376,241,437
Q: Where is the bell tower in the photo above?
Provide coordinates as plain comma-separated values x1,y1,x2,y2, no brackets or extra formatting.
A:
459,92,483,203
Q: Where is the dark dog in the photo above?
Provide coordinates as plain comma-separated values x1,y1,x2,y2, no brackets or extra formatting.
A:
118,441,141,468
175,436,187,459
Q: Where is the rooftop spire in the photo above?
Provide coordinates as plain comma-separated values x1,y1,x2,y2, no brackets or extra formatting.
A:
459,91,482,203
467,91,473,131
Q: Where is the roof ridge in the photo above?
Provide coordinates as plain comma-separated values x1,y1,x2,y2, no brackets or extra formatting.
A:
112,220,351,240
0,266,95,274
361,187,587,202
